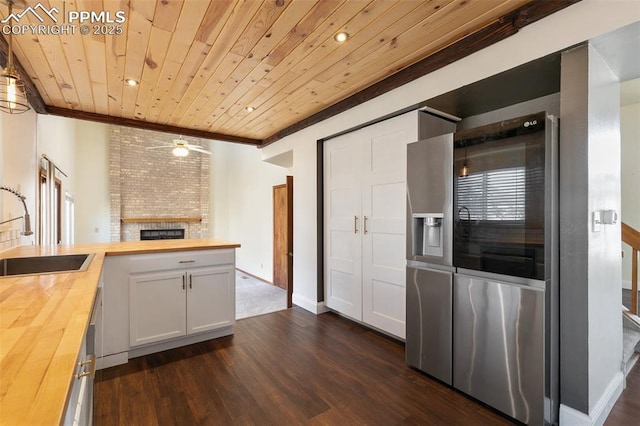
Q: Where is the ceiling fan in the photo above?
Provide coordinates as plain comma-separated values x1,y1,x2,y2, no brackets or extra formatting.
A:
146,137,212,157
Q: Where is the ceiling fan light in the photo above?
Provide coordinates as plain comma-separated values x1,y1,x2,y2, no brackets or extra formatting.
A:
172,146,189,157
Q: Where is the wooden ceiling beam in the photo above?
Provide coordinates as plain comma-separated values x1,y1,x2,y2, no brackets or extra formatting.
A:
46,106,262,146
260,0,580,147
0,35,47,114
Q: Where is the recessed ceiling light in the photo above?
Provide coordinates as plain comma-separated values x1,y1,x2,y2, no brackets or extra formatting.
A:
334,32,349,43
245,106,255,112
125,79,139,87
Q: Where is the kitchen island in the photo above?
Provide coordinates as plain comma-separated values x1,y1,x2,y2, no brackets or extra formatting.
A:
0,239,240,425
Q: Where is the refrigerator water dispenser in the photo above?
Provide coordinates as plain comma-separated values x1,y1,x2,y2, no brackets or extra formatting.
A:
412,213,444,258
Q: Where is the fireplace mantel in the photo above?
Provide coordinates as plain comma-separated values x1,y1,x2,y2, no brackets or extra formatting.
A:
120,217,202,223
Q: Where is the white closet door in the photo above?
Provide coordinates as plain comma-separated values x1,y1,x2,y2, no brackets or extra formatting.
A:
324,132,363,320
361,117,412,338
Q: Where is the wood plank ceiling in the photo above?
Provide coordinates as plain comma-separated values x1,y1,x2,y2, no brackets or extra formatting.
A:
0,0,578,146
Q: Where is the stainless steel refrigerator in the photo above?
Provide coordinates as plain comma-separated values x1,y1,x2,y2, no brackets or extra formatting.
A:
406,110,559,425
451,112,559,425
405,114,456,384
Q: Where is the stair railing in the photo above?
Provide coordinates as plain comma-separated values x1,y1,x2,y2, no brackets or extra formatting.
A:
622,222,640,315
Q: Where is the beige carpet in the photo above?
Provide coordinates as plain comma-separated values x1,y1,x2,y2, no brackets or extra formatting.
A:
235,270,287,319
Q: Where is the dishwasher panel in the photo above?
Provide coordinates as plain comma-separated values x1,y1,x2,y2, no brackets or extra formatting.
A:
453,273,545,425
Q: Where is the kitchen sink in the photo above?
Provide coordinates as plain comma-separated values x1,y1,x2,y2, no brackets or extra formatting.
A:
0,253,94,277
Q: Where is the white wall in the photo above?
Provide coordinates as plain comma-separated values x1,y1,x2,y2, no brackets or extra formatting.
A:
1,110,37,248
209,141,230,239
261,0,640,313
585,44,623,415
621,101,640,285
36,115,76,187
74,120,111,243
0,110,95,245
210,140,289,282
36,114,78,244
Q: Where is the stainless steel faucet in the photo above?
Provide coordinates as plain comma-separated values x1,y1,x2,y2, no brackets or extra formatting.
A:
0,186,33,236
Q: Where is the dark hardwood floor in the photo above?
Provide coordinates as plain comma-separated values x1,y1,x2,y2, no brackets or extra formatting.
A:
95,308,516,425
606,360,640,426
95,307,640,425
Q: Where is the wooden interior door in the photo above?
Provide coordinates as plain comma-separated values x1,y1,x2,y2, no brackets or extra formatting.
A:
273,176,293,307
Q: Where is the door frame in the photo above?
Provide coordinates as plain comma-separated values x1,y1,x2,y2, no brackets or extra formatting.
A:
273,175,293,308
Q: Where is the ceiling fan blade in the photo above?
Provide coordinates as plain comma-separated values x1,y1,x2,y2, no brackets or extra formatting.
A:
146,145,174,150
189,146,213,155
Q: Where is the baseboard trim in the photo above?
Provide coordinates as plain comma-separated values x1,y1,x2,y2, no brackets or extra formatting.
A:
236,268,273,285
128,326,234,359
626,353,639,376
97,352,128,370
559,371,624,426
292,293,328,314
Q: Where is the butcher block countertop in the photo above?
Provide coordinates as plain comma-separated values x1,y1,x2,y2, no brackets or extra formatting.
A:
0,239,239,425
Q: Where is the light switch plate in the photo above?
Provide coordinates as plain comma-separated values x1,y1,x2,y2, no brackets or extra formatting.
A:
592,211,602,232
603,209,618,225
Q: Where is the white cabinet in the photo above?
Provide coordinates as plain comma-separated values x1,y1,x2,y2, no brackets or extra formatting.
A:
187,266,235,334
129,257,235,347
100,255,130,367
129,265,235,347
63,333,91,426
64,287,101,426
324,112,418,338
100,248,235,368
129,270,187,346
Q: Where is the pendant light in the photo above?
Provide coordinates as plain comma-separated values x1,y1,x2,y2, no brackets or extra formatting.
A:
0,0,30,114
460,146,469,178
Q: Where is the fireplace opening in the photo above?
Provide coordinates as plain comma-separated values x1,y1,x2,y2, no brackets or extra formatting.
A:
140,229,185,240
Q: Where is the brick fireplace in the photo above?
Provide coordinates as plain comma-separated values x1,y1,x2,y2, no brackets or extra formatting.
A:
109,126,209,242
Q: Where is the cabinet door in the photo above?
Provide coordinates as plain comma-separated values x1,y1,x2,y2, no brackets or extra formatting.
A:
130,271,186,347
102,256,130,357
324,132,363,320
63,335,89,426
187,266,235,334
361,119,411,339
